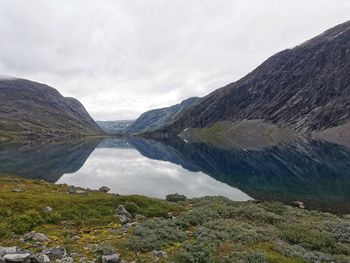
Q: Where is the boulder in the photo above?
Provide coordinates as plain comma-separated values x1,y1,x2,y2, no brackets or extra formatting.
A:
117,215,129,225
0,248,17,257
102,254,120,263
3,253,30,262
99,186,111,193
37,254,50,263
21,231,49,242
116,205,131,218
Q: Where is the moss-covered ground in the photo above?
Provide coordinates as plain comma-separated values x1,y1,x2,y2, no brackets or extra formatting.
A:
0,175,349,262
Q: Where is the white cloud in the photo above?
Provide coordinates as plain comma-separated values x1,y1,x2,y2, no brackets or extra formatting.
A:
0,0,349,120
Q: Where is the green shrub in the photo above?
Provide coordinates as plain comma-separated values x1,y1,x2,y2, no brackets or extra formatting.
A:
175,240,214,263
166,193,187,203
10,210,44,234
242,251,267,263
123,201,139,217
127,218,186,251
280,225,336,252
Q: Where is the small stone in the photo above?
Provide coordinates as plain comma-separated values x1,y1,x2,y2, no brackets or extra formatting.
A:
3,253,31,262
43,206,53,214
21,231,49,242
67,186,77,194
102,254,120,263
57,257,73,263
151,250,167,257
38,254,50,263
99,186,111,193
11,189,23,193
48,248,67,260
70,236,80,241
167,212,174,219
293,201,305,209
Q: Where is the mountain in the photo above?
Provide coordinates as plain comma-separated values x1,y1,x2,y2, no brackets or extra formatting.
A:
97,120,134,134
158,21,350,137
126,97,199,133
0,78,102,139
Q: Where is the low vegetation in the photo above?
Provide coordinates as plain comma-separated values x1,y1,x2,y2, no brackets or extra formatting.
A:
0,175,349,262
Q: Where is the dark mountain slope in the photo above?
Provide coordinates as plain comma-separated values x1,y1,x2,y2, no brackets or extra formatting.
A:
0,78,102,139
126,97,199,133
160,21,350,135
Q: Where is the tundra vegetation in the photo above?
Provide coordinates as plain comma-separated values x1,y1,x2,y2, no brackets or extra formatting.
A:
0,175,349,263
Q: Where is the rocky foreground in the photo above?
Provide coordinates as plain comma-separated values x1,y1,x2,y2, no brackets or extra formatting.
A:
0,176,349,263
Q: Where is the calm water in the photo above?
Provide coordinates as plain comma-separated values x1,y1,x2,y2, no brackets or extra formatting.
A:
0,137,349,214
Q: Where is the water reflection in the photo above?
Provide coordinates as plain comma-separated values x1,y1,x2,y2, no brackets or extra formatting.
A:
57,147,250,201
0,136,349,213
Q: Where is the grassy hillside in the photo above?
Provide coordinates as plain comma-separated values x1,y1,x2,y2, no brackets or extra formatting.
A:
0,176,349,262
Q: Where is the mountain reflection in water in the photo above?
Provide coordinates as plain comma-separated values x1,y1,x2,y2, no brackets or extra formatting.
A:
0,137,349,214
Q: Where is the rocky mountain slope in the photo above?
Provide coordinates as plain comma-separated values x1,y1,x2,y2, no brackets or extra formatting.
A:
0,78,102,139
96,120,134,134
158,21,350,136
126,97,199,133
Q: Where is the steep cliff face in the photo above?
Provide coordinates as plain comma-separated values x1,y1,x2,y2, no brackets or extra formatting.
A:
0,78,102,139
160,21,350,135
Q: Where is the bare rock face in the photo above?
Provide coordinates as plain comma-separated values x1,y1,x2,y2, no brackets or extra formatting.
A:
0,78,102,139
160,21,350,136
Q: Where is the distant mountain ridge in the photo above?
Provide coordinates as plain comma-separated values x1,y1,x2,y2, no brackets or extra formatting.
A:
126,97,199,133
97,120,134,134
99,97,199,134
156,21,350,137
0,78,102,139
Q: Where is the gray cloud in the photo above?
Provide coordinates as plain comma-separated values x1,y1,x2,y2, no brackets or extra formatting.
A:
0,0,349,120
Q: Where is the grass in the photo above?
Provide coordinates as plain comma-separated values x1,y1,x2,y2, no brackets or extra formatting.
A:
0,176,349,262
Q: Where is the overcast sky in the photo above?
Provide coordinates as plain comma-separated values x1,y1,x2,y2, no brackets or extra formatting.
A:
0,0,349,120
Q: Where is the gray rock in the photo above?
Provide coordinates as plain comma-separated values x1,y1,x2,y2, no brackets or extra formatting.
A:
21,231,49,242
70,236,80,241
116,205,131,218
116,215,129,224
101,254,120,263
67,186,77,194
48,248,66,260
56,257,73,263
11,189,23,193
3,253,30,262
99,186,111,193
43,206,53,214
151,250,167,257
0,247,17,257
293,201,305,209
167,212,174,219
37,254,50,263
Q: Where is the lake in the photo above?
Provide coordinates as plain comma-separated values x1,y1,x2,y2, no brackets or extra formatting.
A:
0,136,349,214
